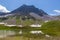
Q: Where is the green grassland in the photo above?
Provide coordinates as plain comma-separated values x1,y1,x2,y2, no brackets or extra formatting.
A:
0,20,60,40
41,20,60,36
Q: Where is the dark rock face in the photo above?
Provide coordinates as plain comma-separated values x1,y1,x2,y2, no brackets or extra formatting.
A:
11,4,48,16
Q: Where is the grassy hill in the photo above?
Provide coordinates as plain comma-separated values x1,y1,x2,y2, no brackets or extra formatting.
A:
41,20,60,36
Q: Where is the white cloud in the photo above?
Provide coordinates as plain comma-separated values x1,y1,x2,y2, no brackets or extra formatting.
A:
0,5,10,13
49,13,55,16
53,10,60,13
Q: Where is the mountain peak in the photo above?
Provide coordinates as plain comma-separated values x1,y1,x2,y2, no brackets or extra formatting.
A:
11,4,48,17
21,4,35,7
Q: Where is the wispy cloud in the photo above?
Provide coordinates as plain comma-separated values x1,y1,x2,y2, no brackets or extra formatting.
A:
50,10,60,16
53,10,60,13
49,10,60,16
0,5,10,13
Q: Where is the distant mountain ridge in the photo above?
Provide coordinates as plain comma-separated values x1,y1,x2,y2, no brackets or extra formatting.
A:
0,4,58,21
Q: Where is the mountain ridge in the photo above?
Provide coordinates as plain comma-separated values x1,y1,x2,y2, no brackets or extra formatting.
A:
11,4,48,16
0,4,57,21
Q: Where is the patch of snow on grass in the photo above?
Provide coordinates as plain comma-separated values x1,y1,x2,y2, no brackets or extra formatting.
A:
30,31,44,34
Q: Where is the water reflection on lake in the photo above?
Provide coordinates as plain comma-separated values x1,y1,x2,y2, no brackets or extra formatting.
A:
0,30,20,38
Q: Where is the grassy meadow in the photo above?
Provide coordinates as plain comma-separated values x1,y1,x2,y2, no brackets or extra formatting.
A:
0,20,60,40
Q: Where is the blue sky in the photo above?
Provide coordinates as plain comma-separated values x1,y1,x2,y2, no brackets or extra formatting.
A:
0,0,60,16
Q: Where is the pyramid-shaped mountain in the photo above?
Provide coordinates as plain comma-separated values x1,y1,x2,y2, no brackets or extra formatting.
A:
11,4,48,16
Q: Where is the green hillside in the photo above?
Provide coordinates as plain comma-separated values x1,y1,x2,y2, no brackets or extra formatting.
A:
41,20,60,36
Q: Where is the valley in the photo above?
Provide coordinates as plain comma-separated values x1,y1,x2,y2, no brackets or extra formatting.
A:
0,5,60,40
